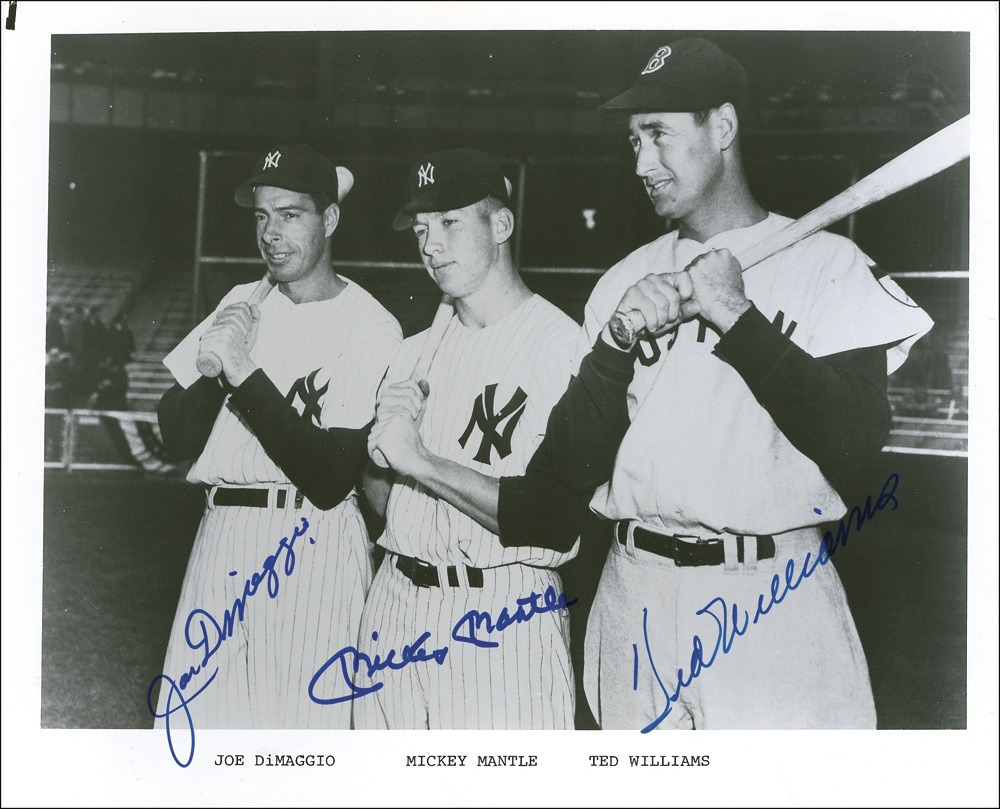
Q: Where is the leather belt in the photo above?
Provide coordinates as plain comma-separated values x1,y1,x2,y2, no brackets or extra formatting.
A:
393,552,485,589
616,521,775,567
210,486,304,509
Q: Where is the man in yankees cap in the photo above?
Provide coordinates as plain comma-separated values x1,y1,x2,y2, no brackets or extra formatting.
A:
152,144,401,734
492,37,934,730
353,147,582,729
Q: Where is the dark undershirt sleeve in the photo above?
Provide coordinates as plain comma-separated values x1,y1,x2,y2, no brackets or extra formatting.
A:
498,336,636,551
227,369,372,510
156,376,229,462
713,304,892,492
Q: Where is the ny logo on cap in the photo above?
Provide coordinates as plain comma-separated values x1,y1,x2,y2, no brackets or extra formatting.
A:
264,150,281,170
417,162,435,188
641,46,672,75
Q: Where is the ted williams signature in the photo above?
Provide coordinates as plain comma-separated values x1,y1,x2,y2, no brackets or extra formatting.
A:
634,472,900,732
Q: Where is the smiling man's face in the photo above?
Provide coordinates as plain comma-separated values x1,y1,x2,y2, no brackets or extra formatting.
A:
253,185,337,289
628,111,723,223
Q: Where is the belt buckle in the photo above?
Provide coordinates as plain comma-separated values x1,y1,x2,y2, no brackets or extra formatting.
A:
412,556,435,589
397,555,427,589
675,536,721,567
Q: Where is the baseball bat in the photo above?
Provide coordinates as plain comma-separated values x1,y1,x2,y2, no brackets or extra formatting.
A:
372,294,455,469
196,273,275,378
411,294,455,381
609,113,971,345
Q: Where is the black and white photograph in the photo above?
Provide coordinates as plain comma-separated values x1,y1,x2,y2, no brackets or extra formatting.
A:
3,2,997,806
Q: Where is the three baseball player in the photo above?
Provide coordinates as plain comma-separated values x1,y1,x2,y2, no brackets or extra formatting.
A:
496,38,934,729
154,39,935,733
152,144,402,730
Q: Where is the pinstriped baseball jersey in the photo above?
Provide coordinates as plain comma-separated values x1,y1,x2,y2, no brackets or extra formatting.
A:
164,278,402,486
355,557,574,730
355,293,580,730
154,277,402,731
380,294,580,568
155,493,374,730
578,213,934,535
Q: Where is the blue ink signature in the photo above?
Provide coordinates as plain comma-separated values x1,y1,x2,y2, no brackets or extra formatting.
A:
308,630,450,706
452,585,577,648
308,585,575,704
148,516,312,768
635,472,899,733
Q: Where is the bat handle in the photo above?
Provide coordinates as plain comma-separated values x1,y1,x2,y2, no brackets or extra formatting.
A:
608,309,646,348
196,351,224,378
373,298,452,468
371,378,433,470
372,297,452,470
196,274,274,379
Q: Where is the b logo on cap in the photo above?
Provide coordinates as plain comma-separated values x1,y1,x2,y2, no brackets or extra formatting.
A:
417,162,435,188
264,150,281,170
641,46,672,75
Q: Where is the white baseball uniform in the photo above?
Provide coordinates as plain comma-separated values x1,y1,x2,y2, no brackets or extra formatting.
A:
580,213,933,729
354,294,580,729
153,278,402,730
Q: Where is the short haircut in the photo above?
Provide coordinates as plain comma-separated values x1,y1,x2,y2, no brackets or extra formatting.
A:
691,106,742,148
307,192,333,215
692,109,713,126
475,195,511,218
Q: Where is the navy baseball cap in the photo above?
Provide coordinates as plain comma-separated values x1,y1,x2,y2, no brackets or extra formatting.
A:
392,147,513,231
598,38,749,116
234,144,354,207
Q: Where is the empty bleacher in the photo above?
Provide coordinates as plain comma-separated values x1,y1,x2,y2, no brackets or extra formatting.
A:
46,263,139,323
125,351,178,411
123,269,195,411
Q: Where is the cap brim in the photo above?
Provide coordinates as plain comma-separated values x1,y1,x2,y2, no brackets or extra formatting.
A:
598,83,696,114
598,83,745,115
235,174,312,207
391,186,497,231
234,166,354,207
